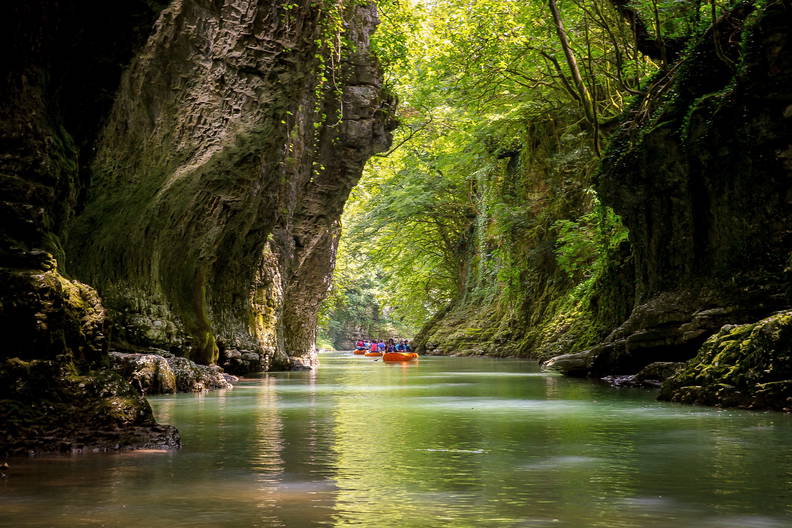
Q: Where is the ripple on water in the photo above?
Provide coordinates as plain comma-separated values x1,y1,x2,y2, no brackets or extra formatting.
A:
435,371,553,377
411,396,584,413
268,382,473,393
519,456,602,470
415,448,487,454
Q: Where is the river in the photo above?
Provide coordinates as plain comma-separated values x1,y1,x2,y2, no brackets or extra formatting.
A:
2,351,792,527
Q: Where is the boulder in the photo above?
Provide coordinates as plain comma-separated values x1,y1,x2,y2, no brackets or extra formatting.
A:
220,348,263,375
109,352,177,394
110,351,234,393
660,310,792,411
541,350,594,377
602,361,685,388
165,357,233,392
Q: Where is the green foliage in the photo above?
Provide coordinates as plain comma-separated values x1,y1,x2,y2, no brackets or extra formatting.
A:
324,0,723,351
317,247,415,346
553,191,629,282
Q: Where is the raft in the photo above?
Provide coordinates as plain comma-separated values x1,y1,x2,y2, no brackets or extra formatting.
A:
353,349,366,355
364,351,383,357
382,352,418,362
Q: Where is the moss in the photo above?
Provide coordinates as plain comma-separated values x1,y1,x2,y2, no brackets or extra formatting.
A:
660,310,792,411
0,355,180,455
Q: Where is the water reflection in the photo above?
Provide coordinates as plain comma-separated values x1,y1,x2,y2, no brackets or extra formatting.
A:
2,351,792,527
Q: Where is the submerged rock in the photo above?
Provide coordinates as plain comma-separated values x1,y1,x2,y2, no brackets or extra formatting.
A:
288,354,317,371
660,311,792,411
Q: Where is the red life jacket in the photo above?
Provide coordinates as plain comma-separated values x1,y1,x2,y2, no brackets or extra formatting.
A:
371,343,378,352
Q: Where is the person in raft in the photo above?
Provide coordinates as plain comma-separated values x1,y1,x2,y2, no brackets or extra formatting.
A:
370,340,379,353
403,340,412,352
356,339,365,351
395,341,404,352
377,340,386,353
387,338,397,353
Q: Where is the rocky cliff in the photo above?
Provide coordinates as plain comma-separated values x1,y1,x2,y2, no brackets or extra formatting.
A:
0,0,392,454
417,1,790,410
69,0,394,368
545,1,792,409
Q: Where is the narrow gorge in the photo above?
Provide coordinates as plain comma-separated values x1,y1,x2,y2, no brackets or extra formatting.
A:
1,0,790,458
3,1,792,525
329,0,791,412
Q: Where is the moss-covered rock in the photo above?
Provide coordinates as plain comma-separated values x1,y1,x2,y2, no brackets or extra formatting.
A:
588,0,792,376
0,2,178,454
2,0,392,455
109,352,177,394
165,356,233,393
537,1,792,390
0,357,180,456
660,310,792,411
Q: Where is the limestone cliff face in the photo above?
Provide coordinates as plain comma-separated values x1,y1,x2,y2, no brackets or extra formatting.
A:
0,1,178,455
543,1,792,409
0,0,392,453
68,0,394,366
588,1,791,377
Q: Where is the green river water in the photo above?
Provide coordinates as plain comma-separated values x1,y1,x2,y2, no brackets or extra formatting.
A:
3,351,792,527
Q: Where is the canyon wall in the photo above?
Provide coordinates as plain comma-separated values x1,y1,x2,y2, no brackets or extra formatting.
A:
0,0,392,454
69,0,394,368
418,1,791,410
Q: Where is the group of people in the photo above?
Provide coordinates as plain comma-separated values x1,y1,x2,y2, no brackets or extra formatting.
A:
355,338,412,353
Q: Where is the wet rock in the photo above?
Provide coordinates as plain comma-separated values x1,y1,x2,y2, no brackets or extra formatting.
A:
603,362,685,388
109,352,177,394
220,348,262,375
165,357,233,392
111,351,234,393
660,310,792,411
0,357,180,456
588,292,785,377
542,351,594,377
288,353,318,371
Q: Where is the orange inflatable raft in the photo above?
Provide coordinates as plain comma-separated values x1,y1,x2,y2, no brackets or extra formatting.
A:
364,351,383,357
382,352,419,362
353,349,366,355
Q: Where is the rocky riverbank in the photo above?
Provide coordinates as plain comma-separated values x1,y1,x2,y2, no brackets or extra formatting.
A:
109,351,237,395
0,356,180,457
660,310,792,412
